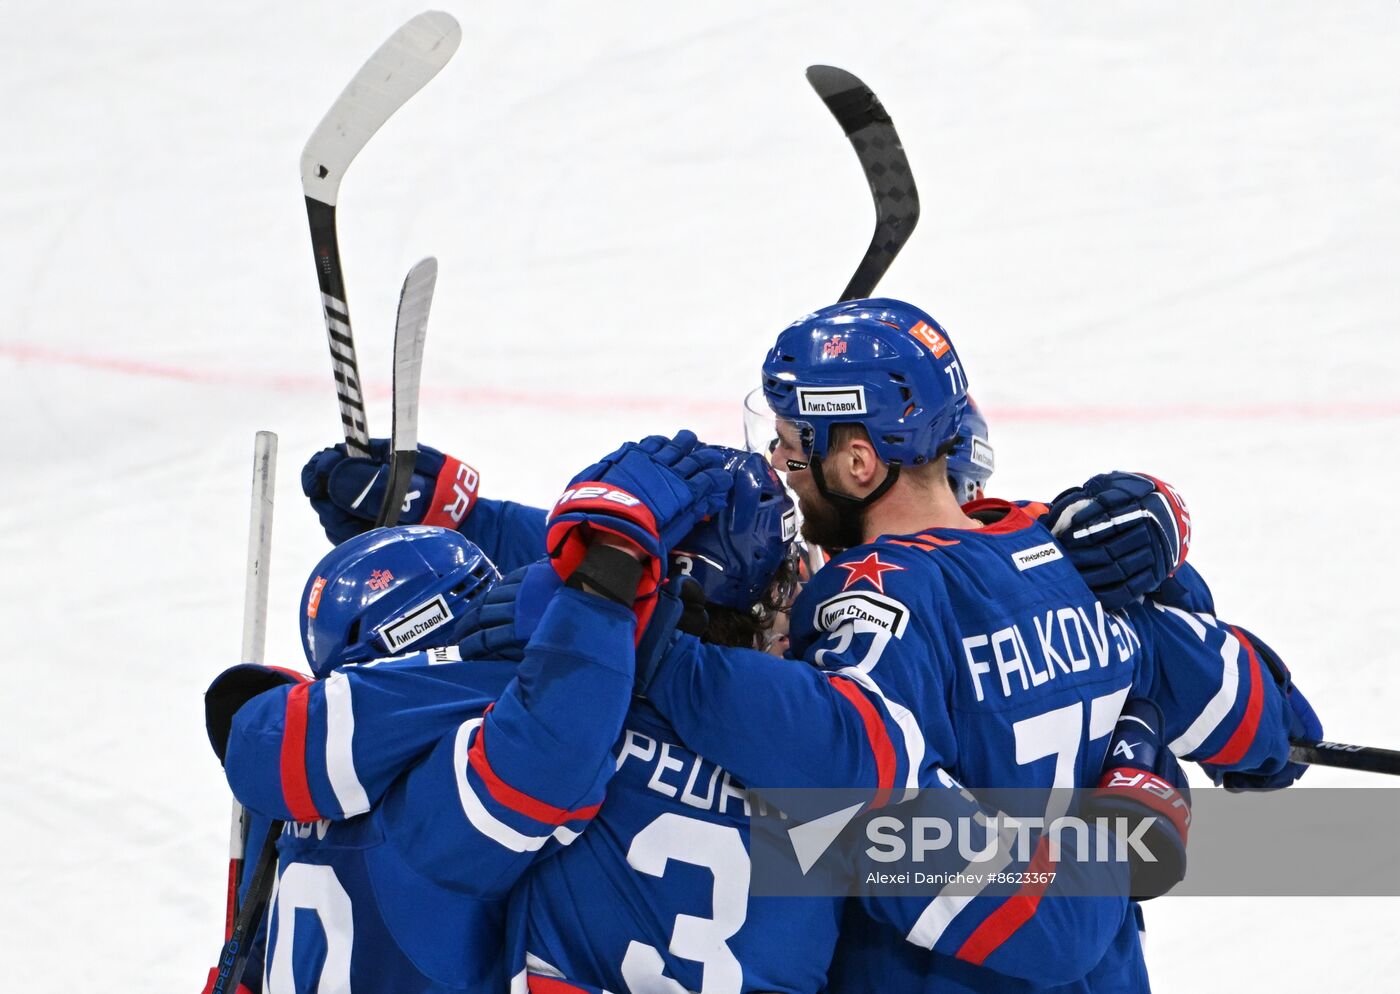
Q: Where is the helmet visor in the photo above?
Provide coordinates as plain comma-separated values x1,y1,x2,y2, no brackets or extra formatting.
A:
743,387,778,456
744,386,812,471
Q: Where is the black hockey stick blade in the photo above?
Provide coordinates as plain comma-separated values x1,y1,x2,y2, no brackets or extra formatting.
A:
302,11,461,457
1289,739,1400,777
375,257,437,528
806,65,920,301
209,820,284,994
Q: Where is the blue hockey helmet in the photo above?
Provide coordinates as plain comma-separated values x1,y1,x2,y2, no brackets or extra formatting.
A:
300,525,500,677
760,298,969,468
947,395,995,504
671,447,798,610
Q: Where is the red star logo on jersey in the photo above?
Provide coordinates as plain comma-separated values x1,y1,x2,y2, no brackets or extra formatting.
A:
835,552,905,593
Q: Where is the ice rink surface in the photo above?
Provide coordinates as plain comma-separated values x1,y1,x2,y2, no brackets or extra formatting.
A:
2,1,1397,990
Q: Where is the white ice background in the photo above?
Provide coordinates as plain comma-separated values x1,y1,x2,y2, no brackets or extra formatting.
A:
2,1,1397,990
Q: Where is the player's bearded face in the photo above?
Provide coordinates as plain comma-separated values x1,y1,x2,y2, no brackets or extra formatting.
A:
773,420,863,552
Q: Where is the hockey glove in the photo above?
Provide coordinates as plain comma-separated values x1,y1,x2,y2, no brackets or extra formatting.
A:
1082,697,1192,900
456,562,560,663
547,432,731,630
205,664,308,763
1046,471,1191,609
302,438,481,544
1202,626,1323,791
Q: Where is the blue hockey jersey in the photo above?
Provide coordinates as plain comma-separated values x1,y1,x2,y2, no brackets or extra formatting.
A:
1124,566,1293,780
644,500,1144,985
513,698,844,994
824,569,1299,994
218,585,638,994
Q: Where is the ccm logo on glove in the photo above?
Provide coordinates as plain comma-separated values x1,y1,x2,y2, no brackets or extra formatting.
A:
555,485,644,509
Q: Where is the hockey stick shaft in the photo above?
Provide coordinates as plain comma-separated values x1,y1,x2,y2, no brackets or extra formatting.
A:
223,431,276,940
301,11,461,457
375,257,437,527
212,822,283,994
214,257,437,977
305,199,370,456
806,66,920,301
1290,739,1400,776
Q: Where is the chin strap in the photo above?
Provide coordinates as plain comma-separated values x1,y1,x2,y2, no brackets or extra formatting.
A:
808,431,961,514
809,456,902,512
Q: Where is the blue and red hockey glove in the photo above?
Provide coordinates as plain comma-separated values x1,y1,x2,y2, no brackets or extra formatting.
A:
455,563,559,662
547,431,730,633
301,438,481,544
1046,471,1192,609
1082,697,1192,900
1202,626,1323,791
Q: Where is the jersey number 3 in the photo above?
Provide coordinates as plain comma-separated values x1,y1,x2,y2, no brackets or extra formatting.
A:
621,814,749,994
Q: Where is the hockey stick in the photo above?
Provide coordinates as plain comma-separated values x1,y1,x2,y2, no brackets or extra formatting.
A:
374,257,437,527
211,262,437,991
211,432,279,994
1290,739,1400,777
806,65,920,301
302,11,461,457
211,825,283,994
224,431,277,933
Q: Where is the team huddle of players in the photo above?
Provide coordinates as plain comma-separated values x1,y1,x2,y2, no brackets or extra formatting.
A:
203,297,1322,994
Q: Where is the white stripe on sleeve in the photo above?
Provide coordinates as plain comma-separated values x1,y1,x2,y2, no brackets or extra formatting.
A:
324,670,371,817
835,665,925,795
1154,604,1240,756
452,718,550,853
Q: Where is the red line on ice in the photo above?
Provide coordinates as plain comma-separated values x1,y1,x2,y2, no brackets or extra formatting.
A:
6,342,1400,423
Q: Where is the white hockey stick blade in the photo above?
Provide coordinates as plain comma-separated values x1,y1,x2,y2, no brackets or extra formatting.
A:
391,257,437,456
301,11,462,206
240,431,277,665
374,258,436,528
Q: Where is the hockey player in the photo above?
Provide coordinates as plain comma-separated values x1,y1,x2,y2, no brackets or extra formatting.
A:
290,430,1201,994
626,298,1300,992
823,469,1321,993
505,448,858,994
204,431,731,994
292,345,1309,990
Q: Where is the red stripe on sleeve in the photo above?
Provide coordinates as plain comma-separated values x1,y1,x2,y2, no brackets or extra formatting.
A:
1201,626,1265,766
955,836,1056,965
467,710,602,826
828,675,897,808
279,683,322,822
